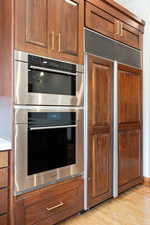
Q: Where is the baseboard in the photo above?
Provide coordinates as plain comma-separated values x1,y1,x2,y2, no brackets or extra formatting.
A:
143,177,150,187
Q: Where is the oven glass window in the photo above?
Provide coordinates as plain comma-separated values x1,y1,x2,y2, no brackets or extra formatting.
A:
28,70,76,96
28,112,76,176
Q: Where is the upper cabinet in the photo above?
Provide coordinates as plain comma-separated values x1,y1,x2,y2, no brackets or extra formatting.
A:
85,0,144,50
15,0,84,64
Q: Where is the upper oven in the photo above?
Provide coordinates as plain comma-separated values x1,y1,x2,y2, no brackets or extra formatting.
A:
14,50,84,106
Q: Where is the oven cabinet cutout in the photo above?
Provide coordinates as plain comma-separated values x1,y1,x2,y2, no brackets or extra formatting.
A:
15,0,84,64
85,0,144,50
15,177,83,225
88,55,113,208
118,64,143,193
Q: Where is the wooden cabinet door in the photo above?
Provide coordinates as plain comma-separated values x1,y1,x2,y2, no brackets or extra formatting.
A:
56,0,84,64
118,64,142,193
88,55,113,208
15,0,49,56
85,2,118,40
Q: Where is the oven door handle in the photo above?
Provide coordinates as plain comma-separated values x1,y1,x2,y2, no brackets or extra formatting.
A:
29,125,77,131
29,65,78,76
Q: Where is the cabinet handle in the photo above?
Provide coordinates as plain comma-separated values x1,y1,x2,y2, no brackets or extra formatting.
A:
51,31,55,50
120,22,124,37
58,33,61,52
46,202,64,211
115,20,120,35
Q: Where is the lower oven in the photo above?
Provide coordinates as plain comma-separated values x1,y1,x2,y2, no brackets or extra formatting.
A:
14,106,83,195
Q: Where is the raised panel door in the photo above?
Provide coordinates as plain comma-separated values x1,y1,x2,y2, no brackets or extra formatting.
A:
85,2,118,41
88,55,113,207
119,129,141,187
118,64,141,124
15,0,49,56
118,64,142,193
56,0,84,64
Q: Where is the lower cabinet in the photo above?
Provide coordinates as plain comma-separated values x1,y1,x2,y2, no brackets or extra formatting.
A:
15,177,83,225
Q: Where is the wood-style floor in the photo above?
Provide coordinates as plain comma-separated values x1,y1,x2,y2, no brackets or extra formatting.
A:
59,185,150,225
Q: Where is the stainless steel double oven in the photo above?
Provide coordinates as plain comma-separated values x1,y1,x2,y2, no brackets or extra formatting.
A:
14,51,84,195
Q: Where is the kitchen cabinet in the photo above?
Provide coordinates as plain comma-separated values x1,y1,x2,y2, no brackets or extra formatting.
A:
85,0,144,50
118,64,142,193
0,151,9,224
15,177,83,225
88,55,113,208
15,0,84,64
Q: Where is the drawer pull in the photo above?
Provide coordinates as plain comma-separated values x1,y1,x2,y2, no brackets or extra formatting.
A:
46,202,64,211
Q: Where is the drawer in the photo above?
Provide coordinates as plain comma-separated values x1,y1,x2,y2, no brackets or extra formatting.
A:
0,214,8,225
0,189,8,214
0,168,8,188
16,177,83,225
0,152,8,168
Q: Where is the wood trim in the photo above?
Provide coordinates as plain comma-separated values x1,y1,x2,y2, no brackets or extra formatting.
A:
143,177,150,187
86,0,145,26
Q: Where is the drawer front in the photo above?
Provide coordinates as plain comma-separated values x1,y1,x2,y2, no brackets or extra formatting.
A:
0,152,8,168
26,187,83,225
16,177,83,225
0,189,8,214
85,2,117,39
118,22,140,49
0,168,8,188
0,214,8,225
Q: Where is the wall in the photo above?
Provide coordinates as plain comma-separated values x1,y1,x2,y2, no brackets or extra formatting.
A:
116,0,150,178
0,97,12,140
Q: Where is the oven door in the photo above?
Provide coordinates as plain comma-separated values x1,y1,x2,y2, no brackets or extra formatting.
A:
14,106,83,195
14,61,83,106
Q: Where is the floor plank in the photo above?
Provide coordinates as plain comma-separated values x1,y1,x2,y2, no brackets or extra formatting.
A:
59,185,150,225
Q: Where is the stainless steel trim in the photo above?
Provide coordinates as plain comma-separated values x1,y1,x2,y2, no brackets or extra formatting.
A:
30,65,78,76
30,125,77,130
113,60,118,198
84,27,141,53
14,107,83,195
84,53,88,210
14,50,84,73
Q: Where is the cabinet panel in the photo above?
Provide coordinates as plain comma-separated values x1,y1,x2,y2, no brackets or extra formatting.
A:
59,0,78,56
118,64,141,124
119,129,141,187
26,0,48,47
0,214,8,225
0,168,8,188
15,0,49,56
0,189,8,214
88,55,112,207
90,133,112,198
88,56,112,129
86,2,117,40
0,152,8,168
57,0,84,63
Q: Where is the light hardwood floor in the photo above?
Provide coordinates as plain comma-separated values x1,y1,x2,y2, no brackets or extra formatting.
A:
59,185,150,225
